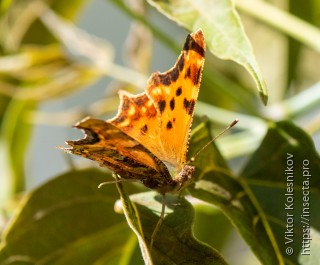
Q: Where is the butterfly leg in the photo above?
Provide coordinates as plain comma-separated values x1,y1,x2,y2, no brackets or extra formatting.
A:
98,174,141,188
150,193,166,250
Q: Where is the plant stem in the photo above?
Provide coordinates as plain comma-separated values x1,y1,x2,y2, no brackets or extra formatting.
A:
110,0,180,52
196,101,266,132
235,0,320,52
264,82,320,120
106,63,147,89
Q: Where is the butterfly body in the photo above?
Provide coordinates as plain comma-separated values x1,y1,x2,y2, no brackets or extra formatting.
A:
65,29,205,195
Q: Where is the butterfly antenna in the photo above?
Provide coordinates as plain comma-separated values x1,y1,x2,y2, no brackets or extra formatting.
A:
190,119,239,162
150,194,166,250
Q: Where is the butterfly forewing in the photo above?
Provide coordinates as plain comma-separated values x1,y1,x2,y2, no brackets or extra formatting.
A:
147,29,205,171
109,29,205,175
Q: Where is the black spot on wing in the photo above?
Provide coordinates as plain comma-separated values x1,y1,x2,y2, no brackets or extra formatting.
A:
112,114,126,125
122,97,130,111
183,33,205,57
159,74,171,86
176,87,182,96
177,54,185,72
186,67,191,78
166,121,173,130
135,96,146,107
170,67,179,82
183,98,196,115
140,124,148,134
152,74,160,86
194,67,202,85
158,100,166,113
170,97,175,111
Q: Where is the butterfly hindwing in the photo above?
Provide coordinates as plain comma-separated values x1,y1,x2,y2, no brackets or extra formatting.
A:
66,117,172,187
109,91,165,163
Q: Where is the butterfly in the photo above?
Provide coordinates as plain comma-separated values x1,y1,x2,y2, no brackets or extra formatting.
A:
64,29,206,196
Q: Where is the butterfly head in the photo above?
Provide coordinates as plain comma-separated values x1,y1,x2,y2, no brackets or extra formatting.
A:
172,164,195,192
149,164,195,195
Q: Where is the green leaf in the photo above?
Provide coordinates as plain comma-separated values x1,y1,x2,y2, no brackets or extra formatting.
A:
193,207,233,251
188,122,284,265
115,180,153,265
0,167,228,265
188,121,229,176
0,99,36,205
124,191,228,265
241,121,320,264
146,0,268,104
0,169,143,264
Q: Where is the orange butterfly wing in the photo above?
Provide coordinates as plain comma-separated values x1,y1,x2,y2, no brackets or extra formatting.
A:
109,29,205,175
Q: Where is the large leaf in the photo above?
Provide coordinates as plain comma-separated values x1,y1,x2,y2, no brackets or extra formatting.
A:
119,189,228,265
115,181,153,265
187,121,284,265
0,169,143,265
241,121,320,264
0,165,227,265
193,206,233,251
146,0,268,105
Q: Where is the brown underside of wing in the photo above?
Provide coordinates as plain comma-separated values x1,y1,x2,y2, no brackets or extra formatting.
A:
65,117,173,187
